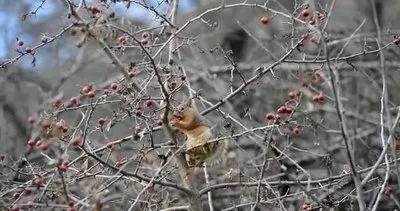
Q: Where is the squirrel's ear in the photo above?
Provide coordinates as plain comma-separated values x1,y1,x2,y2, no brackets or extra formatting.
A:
184,100,193,108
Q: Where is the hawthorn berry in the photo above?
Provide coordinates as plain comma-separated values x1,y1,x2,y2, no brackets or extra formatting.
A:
301,8,309,17
156,119,163,126
71,137,81,146
24,188,32,195
87,91,96,99
312,94,325,104
288,91,296,99
76,41,84,48
302,203,311,211
141,38,149,45
39,142,48,151
42,119,52,129
28,116,36,125
103,89,110,95
128,71,136,78
68,206,77,211
70,28,77,36
106,142,113,150
62,126,68,133
70,96,80,106
28,139,36,147
11,205,20,211
56,120,64,129
135,109,143,117
292,127,300,135
17,40,24,46
34,178,44,188
180,75,187,81
309,19,316,25
384,187,393,196
82,85,90,94
277,106,287,114
142,32,149,39
266,113,275,120
25,47,33,54
302,33,309,40
394,38,400,46
145,100,154,108
54,96,63,106
115,160,123,168
27,200,34,208
118,36,126,44
98,118,106,126
59,164,68,172
41,36,49,43
260,16,269,25
111,82,118,90
12,192,20,200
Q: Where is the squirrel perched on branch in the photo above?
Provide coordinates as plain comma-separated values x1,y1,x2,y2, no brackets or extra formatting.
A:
169,101,228,176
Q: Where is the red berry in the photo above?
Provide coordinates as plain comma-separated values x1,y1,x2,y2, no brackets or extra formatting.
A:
277,106,286,114
39,142,48,151
71,137,81,146
115,160,122,168
70,28,77,36
142,32,149,39
135,109,143,117
76,41,84,48
17,40,24,46
24,188,32,195
315,11,325,20
11,205,20,211
34,178,43,188
302,33,309,40
27,200,34,208
285,107,292,114
111,82,118,90
28,139,36,147
87,91,96,99
70,96,80,106
68,202,74,207
59,164,68,172
145,100,154,108
266,113,275,120
128,71,136,78
25,47,33,54
28,116,36,125
292,127,300,135
74,20,85,27
118,36,126,44
394,38,400,46
62,126,68,133
260,16,269,25
54,96,63,106
385,187,393,196
41,36,49,43
106,142,113,150
68,206,76,211
42,119,52,129
180,75,186,81
12,192,20,200
317,94,324,102
274,119,281,125
309,19,315,25
82,85,90,94
141,38,149,45
301,8,309,17
98,118,106,126
156,119,163,126
103,89,110,95
288,91,296,99
56,120,64,129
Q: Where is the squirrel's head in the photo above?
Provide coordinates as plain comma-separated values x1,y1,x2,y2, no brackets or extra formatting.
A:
172,100,193,120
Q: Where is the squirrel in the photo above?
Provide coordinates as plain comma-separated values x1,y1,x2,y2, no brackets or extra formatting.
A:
169,101,228,177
